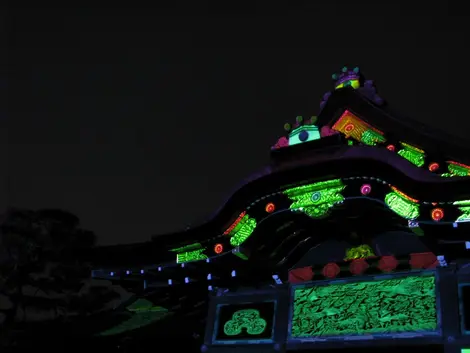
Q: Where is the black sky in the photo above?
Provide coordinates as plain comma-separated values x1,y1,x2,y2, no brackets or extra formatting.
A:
8,3,470,245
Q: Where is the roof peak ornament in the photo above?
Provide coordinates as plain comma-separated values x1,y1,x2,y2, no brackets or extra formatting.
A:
332,66,362,90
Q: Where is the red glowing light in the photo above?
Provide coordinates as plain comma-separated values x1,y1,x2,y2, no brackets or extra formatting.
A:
386,144,395,152
288,266,314,284
322,263,340,279
349,259,369,275
409,252,437,269
360,184,371,195
431,208,444,221
265,202,275,213
378,255,398,272
344,123,355,132
224,211,247,235
214,243,223,254
428,162,439,172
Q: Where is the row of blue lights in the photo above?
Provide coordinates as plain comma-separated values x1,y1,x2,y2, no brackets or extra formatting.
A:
106,254,221,277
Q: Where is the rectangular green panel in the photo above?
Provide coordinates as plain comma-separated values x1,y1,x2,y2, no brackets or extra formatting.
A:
290,272,439,338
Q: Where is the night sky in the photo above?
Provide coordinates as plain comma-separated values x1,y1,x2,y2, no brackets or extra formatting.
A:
8,4,470,245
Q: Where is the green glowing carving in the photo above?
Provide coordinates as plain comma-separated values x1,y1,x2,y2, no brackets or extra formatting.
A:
176,248,208,263
170,242,202,252
344,244,375,261
223,309,267,336
360,129,386,146
454,200,470,222
229,214,257,246
291,275,437,337
99,303,170,336
385,191,420,220
397,143,425,167
284,179,345,219
447,163,470,177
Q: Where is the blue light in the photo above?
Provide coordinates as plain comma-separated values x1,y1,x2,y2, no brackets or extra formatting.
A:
207,273,212,280
231,270,236,277
168,279,172,285
158,266,162,271
126,270,130,275
110,272,114,276
206,258,210,263
185,277,189,283
140,269,144,274
181,263,185,268
208,285,213,291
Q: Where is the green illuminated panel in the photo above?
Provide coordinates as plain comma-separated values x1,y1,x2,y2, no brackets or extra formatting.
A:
385,191,420,220
229,214,257,246
176,248,208,263
454,200,470,222
361,129,386,146
288,125,321,146
448,163,470,177
284,179,345,218
397,142,425,167
291,274,437,337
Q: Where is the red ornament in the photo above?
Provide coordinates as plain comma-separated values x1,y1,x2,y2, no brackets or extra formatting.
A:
214,243,223,254
349,259,369,275
428,162,439,172
378,255,398,272
344,123,355,133
386,144,395,152
288,266,314,284
265,202,275,213
409,252,437,269
431,208,444,221
322,263,341,279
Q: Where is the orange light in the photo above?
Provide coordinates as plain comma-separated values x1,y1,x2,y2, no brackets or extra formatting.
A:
265,202,275,213
214,243,223,254
428,162,439,172
431,208,444,221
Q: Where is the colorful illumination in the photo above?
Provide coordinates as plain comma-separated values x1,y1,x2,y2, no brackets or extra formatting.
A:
291,275,438,337
386,144,395,152
397,142,425,167
349,259,369,275
344,244,375,261
443,161,470,177
331,110,385,146
385,189,420,220
176,248,208,264
284,179,345,219
288,124,321,146
378,255,398,272
332,67,361,90
288,266,314,284
224,211,247,235
322,262,340,279
390,186,419,203
214,243,224,254
265,202,275,213
360,183,371,195
454,200,470,222
228,214,257,246
409,252,438,269
223,309,267,336
428,162,439,172
431,208,444,221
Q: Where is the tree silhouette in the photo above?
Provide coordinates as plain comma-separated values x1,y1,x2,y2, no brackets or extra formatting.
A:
0,208,132,347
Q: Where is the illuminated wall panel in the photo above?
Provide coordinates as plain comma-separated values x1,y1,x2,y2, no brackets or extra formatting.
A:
289,272,441,341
